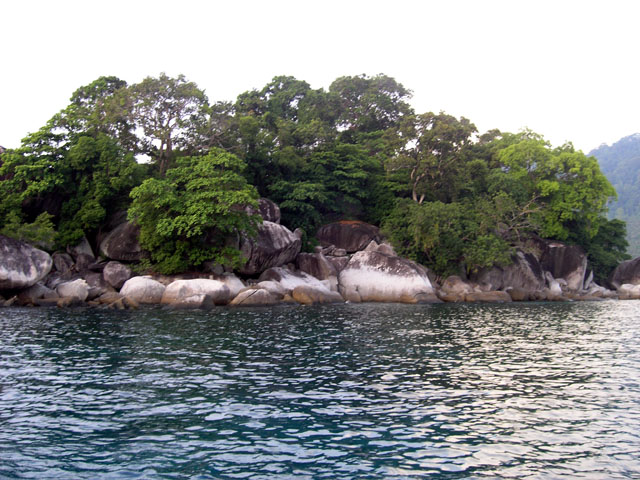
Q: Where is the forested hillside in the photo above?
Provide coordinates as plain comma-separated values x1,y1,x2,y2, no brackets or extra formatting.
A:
0,73,629,282
590,134,640,257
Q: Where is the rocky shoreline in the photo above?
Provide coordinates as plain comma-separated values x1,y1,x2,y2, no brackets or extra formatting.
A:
2,199,640,310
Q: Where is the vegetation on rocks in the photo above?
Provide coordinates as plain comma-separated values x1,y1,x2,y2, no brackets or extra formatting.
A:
0,73,626,280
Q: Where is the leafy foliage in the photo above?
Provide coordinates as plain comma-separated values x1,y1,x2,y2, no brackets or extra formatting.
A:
0,132,143,248
382,198,513,276
128,150,259,274
0,72,624,282
0,211,55,250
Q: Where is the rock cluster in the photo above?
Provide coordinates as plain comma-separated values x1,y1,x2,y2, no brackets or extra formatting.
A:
1,200,635,309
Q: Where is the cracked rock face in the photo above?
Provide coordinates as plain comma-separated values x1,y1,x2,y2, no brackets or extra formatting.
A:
0,234,52,290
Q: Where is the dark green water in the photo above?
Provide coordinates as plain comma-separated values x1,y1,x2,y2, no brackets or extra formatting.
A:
1,301,639,479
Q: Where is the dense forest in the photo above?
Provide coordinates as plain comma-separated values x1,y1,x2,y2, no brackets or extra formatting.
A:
589,134,640,257
0,73,629,282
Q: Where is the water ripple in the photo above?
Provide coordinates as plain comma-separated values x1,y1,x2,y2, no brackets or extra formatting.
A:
1,302,639,478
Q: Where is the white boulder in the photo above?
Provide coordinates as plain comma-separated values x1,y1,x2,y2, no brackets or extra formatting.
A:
120,276,166,304
161,279,231,306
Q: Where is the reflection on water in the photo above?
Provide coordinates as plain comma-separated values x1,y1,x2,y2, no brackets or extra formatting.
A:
1,301,639,479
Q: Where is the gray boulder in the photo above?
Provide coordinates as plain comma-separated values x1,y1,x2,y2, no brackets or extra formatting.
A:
338,250,438,303
120,276,166,304
539,240,587,291
258,267,330,293
18,282,58,304
239,222,301,276
471,251,545,292
75,253,95,272
161,279,231,306
545,271,564,297
316,221,382,253
99,221,143,262
440,276,475,295
257,198,281,223
618,283,640,299
210,273,245,299
296,252,337,280
609,257,640,289
292,285,344,305
230,288,279,306
170,294,215,310
327,256,350,273
52,252,75,275
103,261,132,289
0,234,53,290
255,280,288,299
245,198,281,224
84,271,115,299
67,236,95,261
56,279,89,302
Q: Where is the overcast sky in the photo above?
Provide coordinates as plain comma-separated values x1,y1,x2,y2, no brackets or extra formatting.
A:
1,0,639,153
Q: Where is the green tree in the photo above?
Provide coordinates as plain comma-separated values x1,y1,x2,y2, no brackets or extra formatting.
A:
0,133,144,247
124,73,208,175
329,74,413,137
494,136,615,240
567,217,630,284
382,198,513,276
128,149,260,274
387,112,477,203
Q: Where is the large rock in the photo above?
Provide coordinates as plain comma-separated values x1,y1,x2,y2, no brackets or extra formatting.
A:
0,235,53,290
539,241,587,291
545,271,563,297
170,294,215,310
471,251,546,292
618,283,640,299
211,273,245,298
161,279,231,306
316,221,382,253
67,236,95,261
56,279,89,302
102,261,132,289
338,250,438,303
99,221,143,262
296,252,337,280
326,255,350,274
609,257,640,289
440,276,475,295
292,285,344,305
258,267,330,293
52,252,75,275
239,222,301,276
84,271,115,299
17,282,58,304
245,198,281,224
120,276,166,304
255,280,288,299
230,288,279,306
257,198,281,224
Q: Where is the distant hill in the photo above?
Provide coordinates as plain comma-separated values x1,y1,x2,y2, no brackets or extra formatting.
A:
589,134,640,257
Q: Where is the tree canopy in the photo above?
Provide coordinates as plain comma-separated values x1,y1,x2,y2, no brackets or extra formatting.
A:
0,72,624,280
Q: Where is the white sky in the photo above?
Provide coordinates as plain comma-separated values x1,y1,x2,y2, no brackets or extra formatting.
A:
1,0,639,153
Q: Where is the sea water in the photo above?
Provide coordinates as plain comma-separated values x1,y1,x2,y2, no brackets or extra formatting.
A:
1,301,639,479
